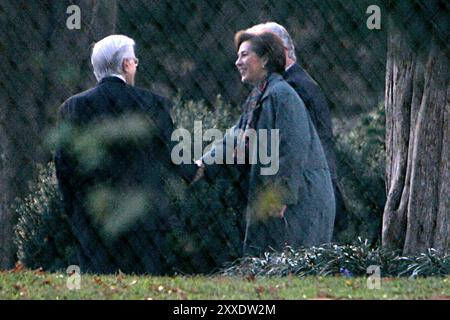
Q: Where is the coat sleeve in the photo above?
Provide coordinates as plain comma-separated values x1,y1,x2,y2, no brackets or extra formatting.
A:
200,117,243,180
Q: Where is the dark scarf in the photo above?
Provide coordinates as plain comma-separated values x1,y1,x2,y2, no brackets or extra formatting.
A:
234,76,269,164
242,78,269,130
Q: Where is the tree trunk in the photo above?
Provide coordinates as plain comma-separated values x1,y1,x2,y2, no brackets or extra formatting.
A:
0,0,117,269
382,0,449,254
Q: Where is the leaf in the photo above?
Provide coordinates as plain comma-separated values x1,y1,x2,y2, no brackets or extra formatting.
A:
12,263,25,273
94,277,103,285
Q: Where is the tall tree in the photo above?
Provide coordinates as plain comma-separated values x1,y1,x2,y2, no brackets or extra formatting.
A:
0,0,117,269
382,0,449,254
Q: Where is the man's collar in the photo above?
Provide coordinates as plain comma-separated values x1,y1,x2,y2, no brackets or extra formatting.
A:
111,74,126,83
285,62,296,72
98,75,127,85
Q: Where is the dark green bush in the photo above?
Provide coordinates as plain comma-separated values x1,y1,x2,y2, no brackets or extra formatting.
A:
171,95,246,273
171,93,241,154
334,104,386,244
14,162,77,272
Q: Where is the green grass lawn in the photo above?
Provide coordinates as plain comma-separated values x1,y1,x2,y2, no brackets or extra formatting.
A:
1,268,449,300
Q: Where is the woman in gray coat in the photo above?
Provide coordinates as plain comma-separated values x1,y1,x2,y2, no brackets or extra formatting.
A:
200,31,335,256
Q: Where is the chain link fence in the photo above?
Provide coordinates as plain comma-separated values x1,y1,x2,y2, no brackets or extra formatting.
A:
2,0,441,274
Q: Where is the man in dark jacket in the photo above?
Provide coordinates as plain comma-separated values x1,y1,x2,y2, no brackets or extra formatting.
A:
247,22,348,238
55,35,194,274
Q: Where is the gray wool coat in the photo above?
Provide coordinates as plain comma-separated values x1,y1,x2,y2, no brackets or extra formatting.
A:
203,73,335,256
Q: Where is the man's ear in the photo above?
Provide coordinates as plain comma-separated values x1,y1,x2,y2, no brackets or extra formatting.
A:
122,59,130,74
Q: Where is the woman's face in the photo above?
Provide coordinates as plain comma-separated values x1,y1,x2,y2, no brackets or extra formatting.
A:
235,40,268,85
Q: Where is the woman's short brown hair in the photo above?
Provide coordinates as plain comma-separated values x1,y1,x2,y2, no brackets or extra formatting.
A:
234,30,285,74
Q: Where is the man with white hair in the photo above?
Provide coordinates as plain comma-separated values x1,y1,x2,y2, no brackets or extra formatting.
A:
90,34,139,86
54,34,192,274
246,22,348,238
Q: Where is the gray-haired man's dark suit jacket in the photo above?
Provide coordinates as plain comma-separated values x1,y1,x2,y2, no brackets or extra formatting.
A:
55,76,195,274
284,63,348,235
